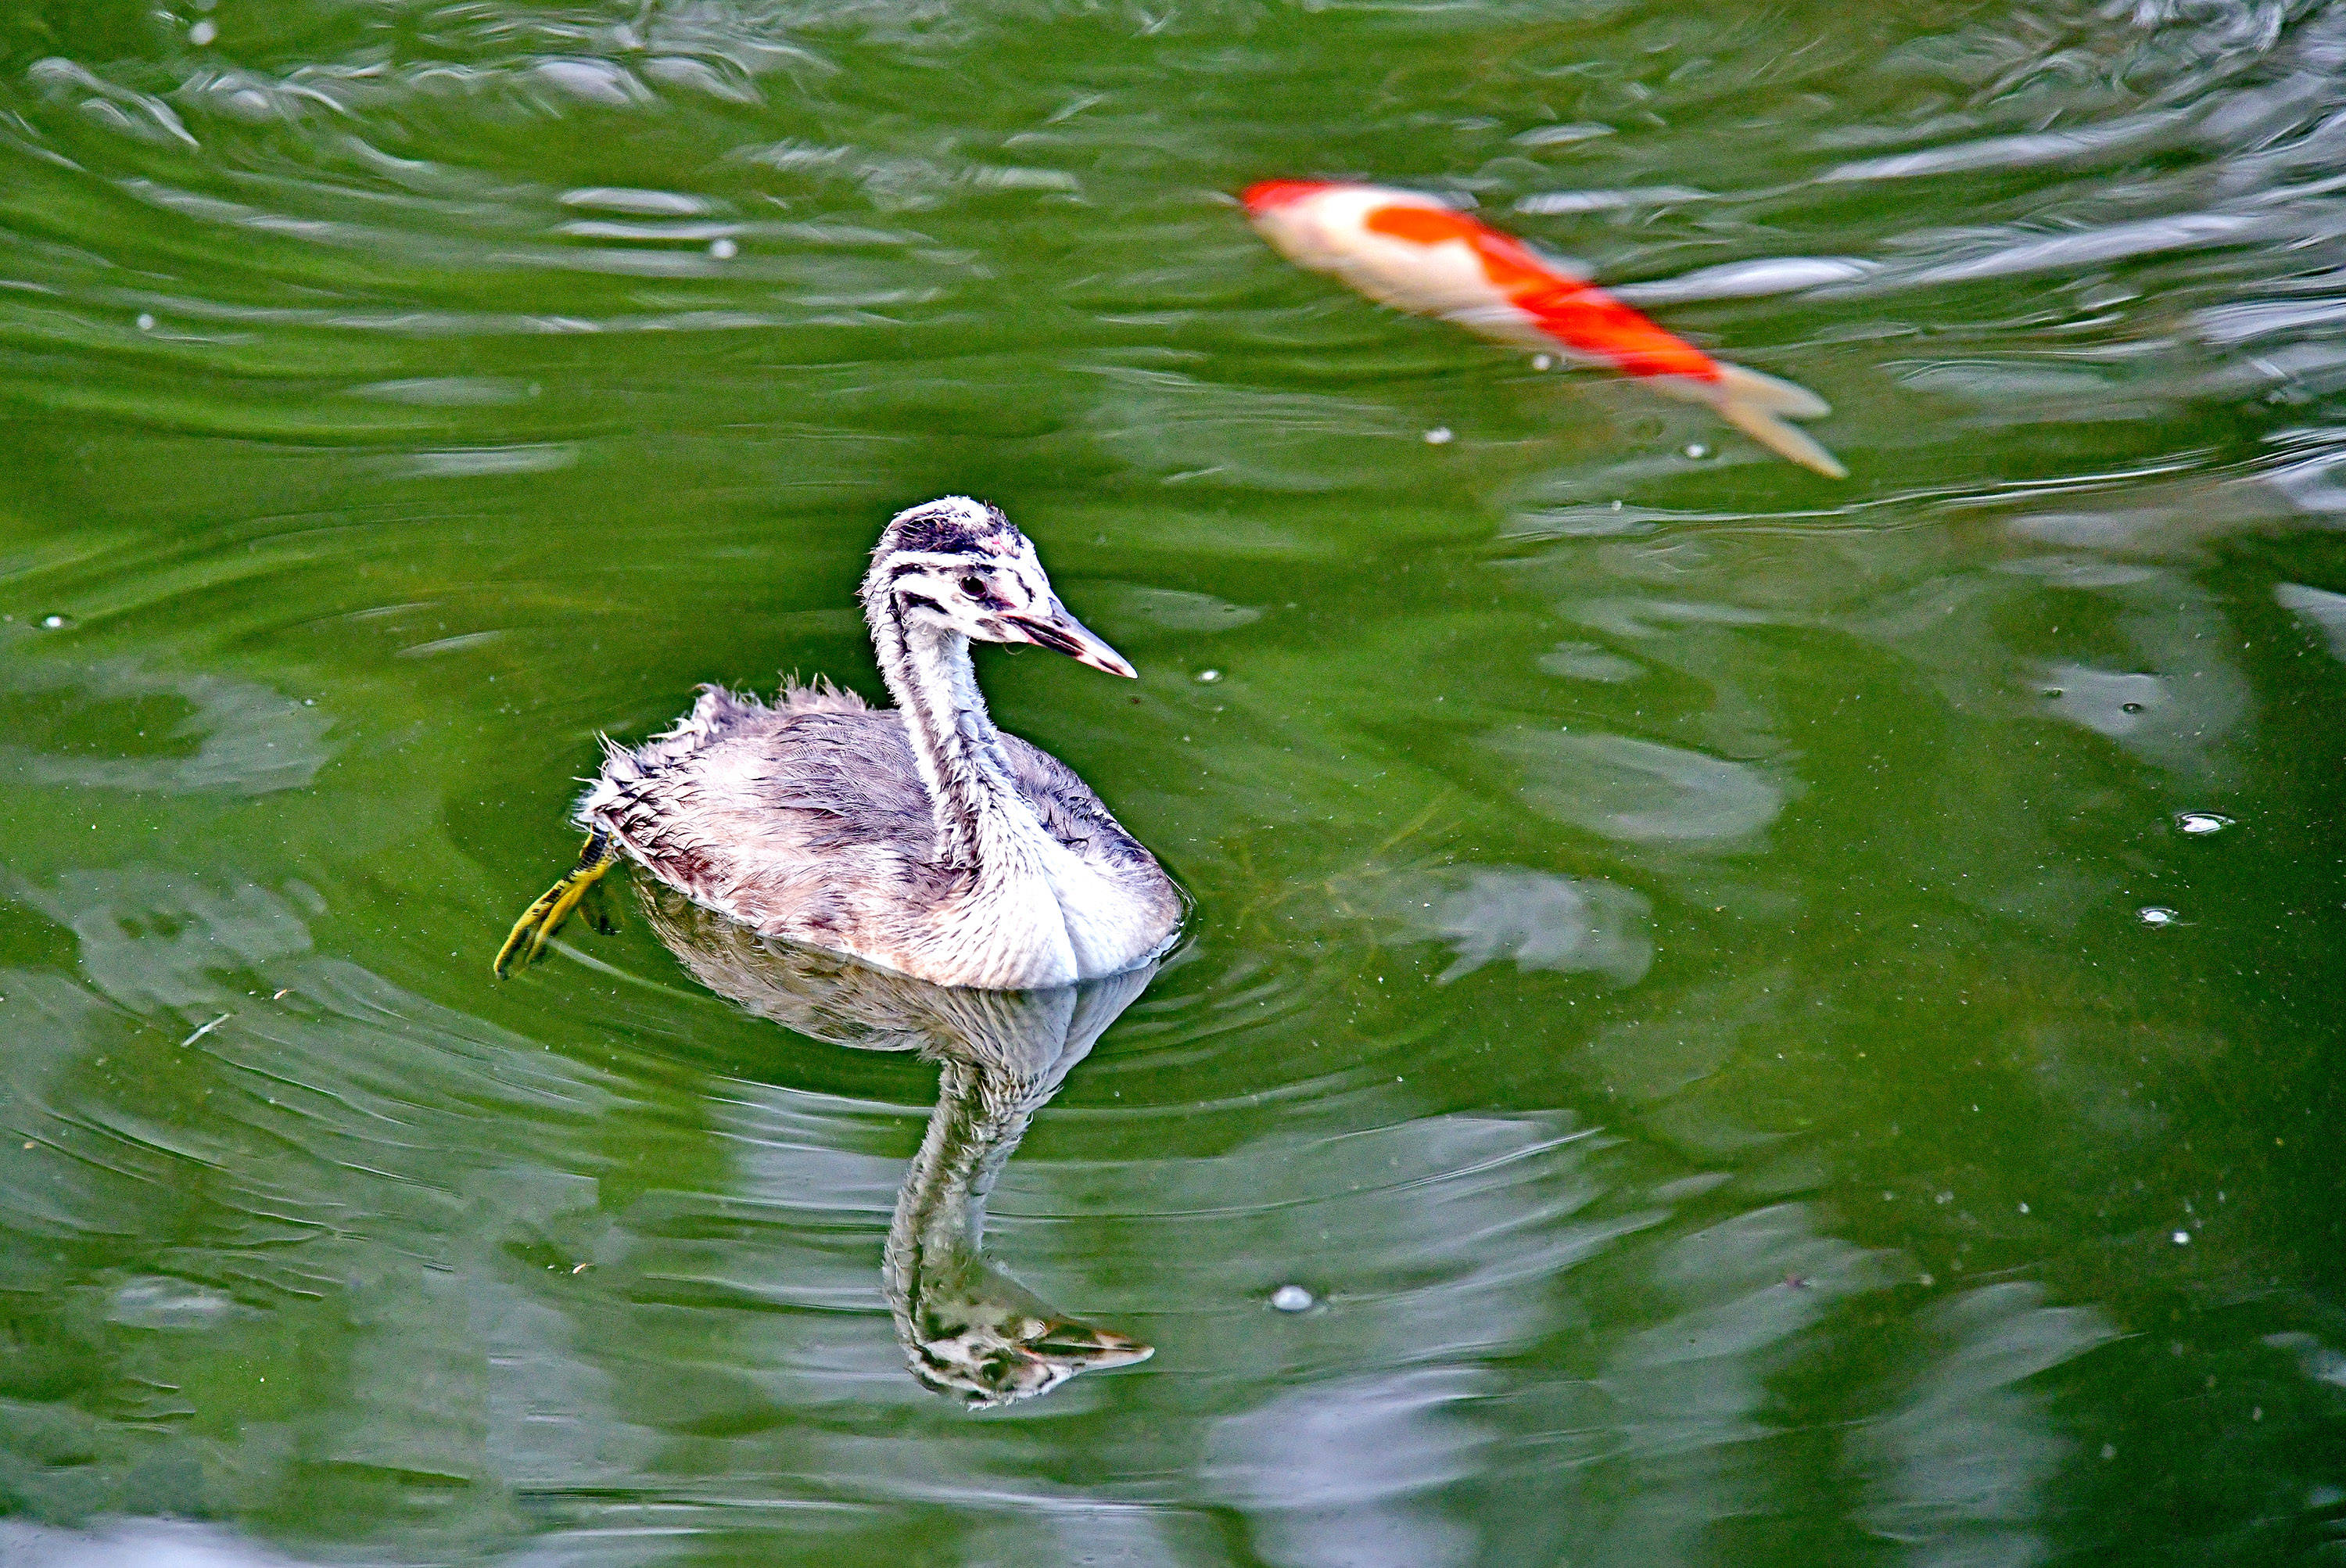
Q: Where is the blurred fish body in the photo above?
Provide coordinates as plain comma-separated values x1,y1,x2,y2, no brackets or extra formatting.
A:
1241,180,1846,479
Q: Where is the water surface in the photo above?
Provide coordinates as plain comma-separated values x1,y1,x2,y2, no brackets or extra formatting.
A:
3,1,2345,1563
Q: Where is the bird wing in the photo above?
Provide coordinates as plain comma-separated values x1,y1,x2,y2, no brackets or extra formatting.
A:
997,732,1161,874
588,709,947,924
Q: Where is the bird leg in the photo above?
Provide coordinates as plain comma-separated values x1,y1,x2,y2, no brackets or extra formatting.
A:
493,831,619,978
576,868,620,937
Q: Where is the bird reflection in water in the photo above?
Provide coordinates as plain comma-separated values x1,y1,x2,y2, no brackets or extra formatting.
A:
639,884,1156,1408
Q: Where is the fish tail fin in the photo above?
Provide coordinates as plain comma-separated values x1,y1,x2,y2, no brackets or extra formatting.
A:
1686,361,1846,479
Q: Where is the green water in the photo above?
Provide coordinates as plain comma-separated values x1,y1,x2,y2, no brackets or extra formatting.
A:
4,0,2346,1562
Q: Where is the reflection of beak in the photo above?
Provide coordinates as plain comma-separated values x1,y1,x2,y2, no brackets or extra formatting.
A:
1006,601,1137,679
1032,1320,1154,1369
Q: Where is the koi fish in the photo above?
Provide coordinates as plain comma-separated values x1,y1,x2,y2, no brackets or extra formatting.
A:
1241,180,1846,479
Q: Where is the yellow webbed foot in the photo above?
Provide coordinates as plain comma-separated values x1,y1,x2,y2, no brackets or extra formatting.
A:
493,831,618,978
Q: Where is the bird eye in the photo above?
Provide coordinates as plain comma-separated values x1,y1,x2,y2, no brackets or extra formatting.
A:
960,576,986,599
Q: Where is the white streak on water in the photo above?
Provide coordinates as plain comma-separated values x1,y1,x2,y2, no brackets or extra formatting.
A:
2276,582,2346,661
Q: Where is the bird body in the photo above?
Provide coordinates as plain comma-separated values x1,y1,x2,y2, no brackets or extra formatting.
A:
580,680,1173,988
1242,179,1846,479
498,498,1179,990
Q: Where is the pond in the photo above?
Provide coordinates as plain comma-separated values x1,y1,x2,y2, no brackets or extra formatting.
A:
2,1,2344,1563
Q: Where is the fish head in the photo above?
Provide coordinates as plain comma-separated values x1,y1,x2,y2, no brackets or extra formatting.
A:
1242,181,1508,312
1240,179,1336,213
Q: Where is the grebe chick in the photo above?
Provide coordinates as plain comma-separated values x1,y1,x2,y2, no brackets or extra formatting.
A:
496,497,1180,989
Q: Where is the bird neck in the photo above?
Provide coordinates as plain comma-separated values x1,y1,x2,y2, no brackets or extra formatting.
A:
882,1052,1049,1337
867,598,1034,870
906,1054,1028,1247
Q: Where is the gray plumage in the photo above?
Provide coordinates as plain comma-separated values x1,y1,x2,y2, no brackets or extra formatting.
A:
575,497,1181,990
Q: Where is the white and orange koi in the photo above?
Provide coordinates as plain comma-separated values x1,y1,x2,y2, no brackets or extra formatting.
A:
1242,180,1846,479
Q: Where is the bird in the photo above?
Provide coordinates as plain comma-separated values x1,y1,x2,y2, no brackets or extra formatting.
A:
1242,179,1846,479
495,496,1182,990
640,884,1157,1407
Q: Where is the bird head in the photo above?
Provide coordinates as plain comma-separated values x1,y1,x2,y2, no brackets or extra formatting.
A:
905,1273,1154,1408
865,497,1135,678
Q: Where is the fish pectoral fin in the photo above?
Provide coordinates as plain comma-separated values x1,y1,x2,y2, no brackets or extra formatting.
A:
493,831,619,978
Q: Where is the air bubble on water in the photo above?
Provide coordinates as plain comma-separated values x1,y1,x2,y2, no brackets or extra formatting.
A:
2101,1444,2118,1460
2173,1230,2190,1244
1270,1284,1315,1312
1935,1191,1952,1204
189,18,217,44
1684,443,1708,459
2176,812,2232,835
1195,669,1221,684
1423,427,1454,445
1532,354,1553,371
39,614,69,630
2120,701,2144,713
2018,1202,2030,1214
1917,1272,1935,1287
708,237,737,260
2138,906,2178,927
136,314,156,332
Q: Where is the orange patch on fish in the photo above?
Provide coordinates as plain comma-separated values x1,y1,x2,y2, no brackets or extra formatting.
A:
1240,180,1330,213
1361,202,1717,382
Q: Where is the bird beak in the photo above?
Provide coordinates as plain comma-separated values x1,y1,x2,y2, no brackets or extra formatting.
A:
1006,601,1137,679
1031,1320,1154,1369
